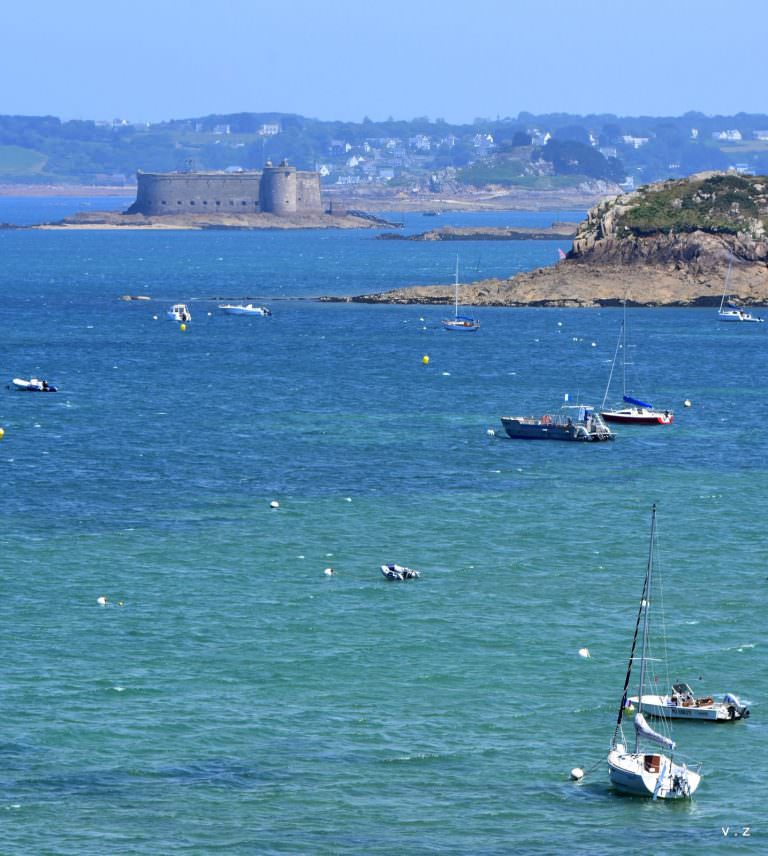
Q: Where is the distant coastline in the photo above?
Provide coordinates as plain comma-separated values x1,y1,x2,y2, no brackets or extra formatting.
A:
377,224,578,241
0,184,135,197
0,183,610,212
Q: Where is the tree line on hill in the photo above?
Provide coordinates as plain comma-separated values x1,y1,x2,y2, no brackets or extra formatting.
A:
0,110,767,188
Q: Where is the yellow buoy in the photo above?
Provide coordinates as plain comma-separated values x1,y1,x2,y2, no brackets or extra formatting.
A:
0,427,4,440
422,355,429,365
180,323,187,332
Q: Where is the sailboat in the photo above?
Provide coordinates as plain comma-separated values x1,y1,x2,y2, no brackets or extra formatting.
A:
607,505,701,799
718,259,764,322
442,256,480,332
600,305,673,425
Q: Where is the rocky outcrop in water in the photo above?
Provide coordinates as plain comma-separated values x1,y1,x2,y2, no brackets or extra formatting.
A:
341,173,768,307
377,223,578,241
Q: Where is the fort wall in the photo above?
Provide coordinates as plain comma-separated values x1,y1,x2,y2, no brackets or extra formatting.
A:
297,172,322,212
127,164,322,216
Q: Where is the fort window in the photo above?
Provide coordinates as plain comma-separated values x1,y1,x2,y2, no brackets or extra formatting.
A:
242,201,247,206
216,201,220,206
203,200,208,205
177,201,182,205
161,200,167,205
190,201,195,205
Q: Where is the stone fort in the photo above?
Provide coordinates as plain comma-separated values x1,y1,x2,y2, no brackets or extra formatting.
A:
126,160,322,216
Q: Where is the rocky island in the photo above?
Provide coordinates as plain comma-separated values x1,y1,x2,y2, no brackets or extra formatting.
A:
31,209,393,230
335,173,768,307
377,223,578,241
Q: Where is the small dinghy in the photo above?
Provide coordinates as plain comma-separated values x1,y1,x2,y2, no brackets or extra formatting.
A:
380,563,420,581
12,377,57,392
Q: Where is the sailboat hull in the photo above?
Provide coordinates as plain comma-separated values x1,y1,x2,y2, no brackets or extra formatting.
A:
608,749,700,799
718,310,763,322
601,408,673,425
442,319,480,331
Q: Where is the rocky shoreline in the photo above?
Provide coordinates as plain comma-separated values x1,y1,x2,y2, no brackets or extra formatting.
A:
323,184,616,212
17,209,394,231
319,261,764,308
328,174,768,307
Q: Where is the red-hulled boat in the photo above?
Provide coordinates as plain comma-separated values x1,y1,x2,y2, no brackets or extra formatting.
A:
601,310,673,426
601,396,673,425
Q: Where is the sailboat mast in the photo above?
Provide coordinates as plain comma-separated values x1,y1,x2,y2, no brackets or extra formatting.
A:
634,503,656,752
601,320,624,410
622,301,627,398
719,258,733,313
454,254,459,319
611,535,650,746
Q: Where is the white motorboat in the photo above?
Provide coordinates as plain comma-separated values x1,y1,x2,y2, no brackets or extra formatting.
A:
629,683,749,722
219,303,272,316
11,377,57,392
380,563,420,581
607,505,701,799
167,303,192,322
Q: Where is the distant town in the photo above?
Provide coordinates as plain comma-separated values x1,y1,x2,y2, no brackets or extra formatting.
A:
2,111,768,190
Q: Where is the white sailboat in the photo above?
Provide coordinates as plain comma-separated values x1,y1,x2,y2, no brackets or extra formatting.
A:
442,256,479,332
718,259,764,322
607,505,701,799
600,304,673,425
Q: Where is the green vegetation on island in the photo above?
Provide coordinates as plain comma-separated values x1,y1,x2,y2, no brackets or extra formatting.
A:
614,173,766,237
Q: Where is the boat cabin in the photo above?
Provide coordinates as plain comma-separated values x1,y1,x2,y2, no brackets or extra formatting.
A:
644,754,661,774
671,683,695,705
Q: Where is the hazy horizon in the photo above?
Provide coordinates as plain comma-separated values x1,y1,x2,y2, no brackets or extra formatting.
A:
4,0,766,125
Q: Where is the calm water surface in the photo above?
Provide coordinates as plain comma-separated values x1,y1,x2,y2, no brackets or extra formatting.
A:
0,199,765,853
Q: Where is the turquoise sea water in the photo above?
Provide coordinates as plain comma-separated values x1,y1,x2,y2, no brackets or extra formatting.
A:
0,199,765,853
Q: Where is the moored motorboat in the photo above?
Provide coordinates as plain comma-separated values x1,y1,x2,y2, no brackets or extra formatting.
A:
629,683,749,722
500,406,614,442
11,377,57,392
167,303,192,322
219,303,272,316
380,563,420,581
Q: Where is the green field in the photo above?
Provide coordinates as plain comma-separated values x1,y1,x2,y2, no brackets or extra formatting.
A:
0,145,47,175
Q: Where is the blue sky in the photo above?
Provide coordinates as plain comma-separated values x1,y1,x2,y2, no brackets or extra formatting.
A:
4,0,766,123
